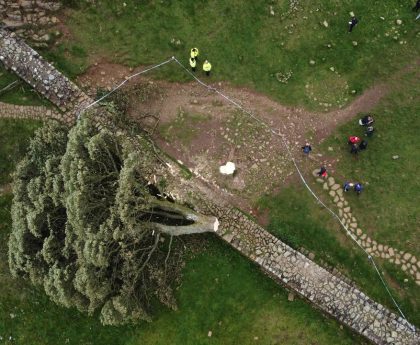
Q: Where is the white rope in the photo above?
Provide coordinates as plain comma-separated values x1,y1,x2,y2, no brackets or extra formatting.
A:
77,57,175,119
172,57,410,323
76,54,410,325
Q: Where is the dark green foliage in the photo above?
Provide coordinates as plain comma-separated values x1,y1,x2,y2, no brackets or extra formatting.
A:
8,114,184,325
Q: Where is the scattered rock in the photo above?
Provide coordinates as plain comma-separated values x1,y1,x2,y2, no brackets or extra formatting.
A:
308,252,315,260
396,19,402,25
331,184,340,191
288,292,295,301
309,59,316,65
312,169,320,177
352,41,358,46
403,253,411,261
208,331,212,337
392,155,399,160
322,20,329,28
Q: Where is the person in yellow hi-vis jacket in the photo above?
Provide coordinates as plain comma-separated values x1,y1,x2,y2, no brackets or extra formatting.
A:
190,48,199,60
203,60,212,76
189,57,197,72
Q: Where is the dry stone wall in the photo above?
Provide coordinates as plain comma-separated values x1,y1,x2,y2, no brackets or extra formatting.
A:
213,205,419,345
0,101,59,120
0,0,62,47
0,28,92,123
0,25,418,345
0,0,61,28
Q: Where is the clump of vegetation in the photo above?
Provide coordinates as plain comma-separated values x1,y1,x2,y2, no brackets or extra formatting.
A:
8,109,217,325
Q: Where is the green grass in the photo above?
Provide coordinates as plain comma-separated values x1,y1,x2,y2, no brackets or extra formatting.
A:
126,238,367,345
258,184,419,327
257,71,420,327
320,71,420,258
0,119,365,344
58,0,420,110
40,43,90,79
0,119,41,184
159,108,212,146
0,68,48,106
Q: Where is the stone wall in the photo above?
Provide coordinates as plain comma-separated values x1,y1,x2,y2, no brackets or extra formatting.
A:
214,206,419,345
0,101,60,120
0,28,92,123
0,0,62,47
0,1,61,28
0,25,418,345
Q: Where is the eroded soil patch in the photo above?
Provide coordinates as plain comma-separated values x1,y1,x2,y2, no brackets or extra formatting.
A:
78,62,388,208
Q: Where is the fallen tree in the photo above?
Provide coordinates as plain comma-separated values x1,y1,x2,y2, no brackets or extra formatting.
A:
9,109,217,325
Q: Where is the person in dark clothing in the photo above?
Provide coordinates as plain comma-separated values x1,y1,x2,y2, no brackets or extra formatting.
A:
359,140,368,150
302,143,312,154
413,0,420,11
348,16,359,32
317,166,327,178
343,182,354,192
359,115,374,126
365,126,374,137
354,183,363,195
350,143,359,154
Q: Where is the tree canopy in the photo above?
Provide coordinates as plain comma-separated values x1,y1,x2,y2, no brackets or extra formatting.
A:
9,112,217,325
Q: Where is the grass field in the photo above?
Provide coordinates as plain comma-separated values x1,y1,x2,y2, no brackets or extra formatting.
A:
258,184,419,327
0,118,365,344
0,0,418,342
54,0,420,110
258,70,420,326
320,71,420,258
0,68,47,106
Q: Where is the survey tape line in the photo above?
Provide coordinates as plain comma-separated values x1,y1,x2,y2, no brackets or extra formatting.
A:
77,57,175,119
78,55,410,324
172,57,410,323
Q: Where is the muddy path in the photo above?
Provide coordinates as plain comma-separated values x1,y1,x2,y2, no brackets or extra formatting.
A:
77,62,393,210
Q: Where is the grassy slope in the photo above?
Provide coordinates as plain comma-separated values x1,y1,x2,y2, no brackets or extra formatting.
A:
258,185,419,327
0,119,364,344
321,71,420,257
57,0,420,110
0,68,47,106
258,72,420,326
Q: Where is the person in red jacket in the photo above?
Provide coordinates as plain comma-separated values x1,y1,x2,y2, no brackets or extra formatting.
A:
348,136,361,145
317,166,328,178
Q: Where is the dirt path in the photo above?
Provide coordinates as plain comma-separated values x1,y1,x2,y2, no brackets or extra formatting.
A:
77,62,390,209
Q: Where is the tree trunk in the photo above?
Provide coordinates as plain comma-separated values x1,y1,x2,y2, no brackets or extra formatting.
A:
148,199,219,236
